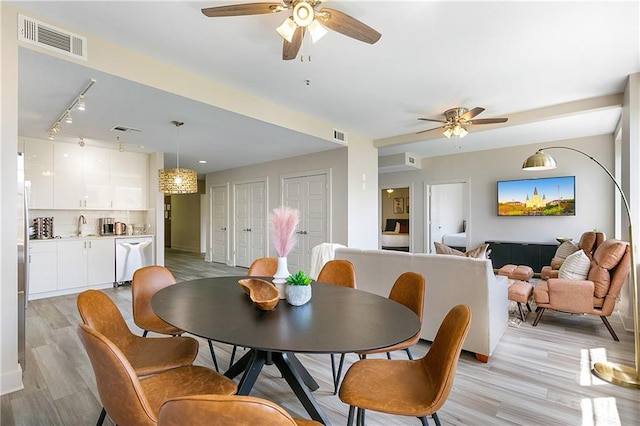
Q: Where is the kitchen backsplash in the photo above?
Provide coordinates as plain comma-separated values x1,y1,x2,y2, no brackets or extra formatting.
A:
30,210,149,238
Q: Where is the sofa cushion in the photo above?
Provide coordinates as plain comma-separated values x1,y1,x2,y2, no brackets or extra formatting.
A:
555,241,579,259
593,239,627,269
434,241,464,256
558,250,591,280
588,264,611,299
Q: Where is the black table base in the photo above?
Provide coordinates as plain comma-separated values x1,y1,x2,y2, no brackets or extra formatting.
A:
225,349,329,425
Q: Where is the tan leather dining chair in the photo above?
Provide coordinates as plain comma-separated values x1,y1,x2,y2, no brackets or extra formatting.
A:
247,257,278,276
339,304,472,426
77,289,199,425
157,394,322,426
316,259,357,394
77,324,237,426
334,271,425,394
132,265,219,371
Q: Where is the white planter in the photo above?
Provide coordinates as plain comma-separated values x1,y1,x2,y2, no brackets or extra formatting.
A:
286,284,312,306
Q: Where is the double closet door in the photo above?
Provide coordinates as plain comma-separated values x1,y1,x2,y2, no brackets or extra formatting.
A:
234,181,267,268
282,173,328,275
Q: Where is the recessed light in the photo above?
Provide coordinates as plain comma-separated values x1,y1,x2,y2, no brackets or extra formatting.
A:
199,160,207,164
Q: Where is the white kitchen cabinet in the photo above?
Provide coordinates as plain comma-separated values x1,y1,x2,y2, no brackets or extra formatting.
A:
54,143,110,209
57,238,114,290
109,150,148,210
29,241,57,295
23,138,54,209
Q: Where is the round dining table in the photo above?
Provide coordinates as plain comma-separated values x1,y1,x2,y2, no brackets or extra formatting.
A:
152,276,421,425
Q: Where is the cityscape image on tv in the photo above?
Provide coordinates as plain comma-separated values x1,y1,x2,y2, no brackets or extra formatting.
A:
498,176,576,216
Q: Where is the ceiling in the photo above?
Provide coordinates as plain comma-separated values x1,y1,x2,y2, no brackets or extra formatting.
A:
13,1,640,177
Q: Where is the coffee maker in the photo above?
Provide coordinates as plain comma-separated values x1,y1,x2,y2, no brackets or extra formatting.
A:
99,218,115,235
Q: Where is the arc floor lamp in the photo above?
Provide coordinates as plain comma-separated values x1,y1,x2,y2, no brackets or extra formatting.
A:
522,146,639,389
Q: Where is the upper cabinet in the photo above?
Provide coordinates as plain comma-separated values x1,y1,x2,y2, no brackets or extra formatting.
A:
109,150,148,210
25,138,148,211
24,138,54,209
54,143,110,209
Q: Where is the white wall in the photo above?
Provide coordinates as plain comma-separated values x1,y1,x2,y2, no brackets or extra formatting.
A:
380,135,616,254
205,147,349,262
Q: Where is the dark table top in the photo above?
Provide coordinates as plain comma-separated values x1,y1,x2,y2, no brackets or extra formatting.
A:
152,276,421,354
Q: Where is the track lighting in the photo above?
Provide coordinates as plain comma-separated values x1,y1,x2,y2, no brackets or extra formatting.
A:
47,78,96,138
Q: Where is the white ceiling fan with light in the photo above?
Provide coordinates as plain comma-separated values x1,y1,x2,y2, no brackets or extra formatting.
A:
201,0,382,60
417,107,509,138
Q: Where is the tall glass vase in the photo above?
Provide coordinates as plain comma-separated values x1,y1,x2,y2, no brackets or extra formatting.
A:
272,256,289,299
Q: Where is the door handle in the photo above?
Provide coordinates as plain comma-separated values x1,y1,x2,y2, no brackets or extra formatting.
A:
221,227,227,231
296,230,308,235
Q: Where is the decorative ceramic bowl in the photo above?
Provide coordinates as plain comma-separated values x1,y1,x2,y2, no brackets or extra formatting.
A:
556,236,573,244
237,278,280,311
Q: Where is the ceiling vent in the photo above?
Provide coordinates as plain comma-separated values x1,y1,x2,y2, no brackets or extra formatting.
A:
333,129,347,144
379,153,421,174
111,125,142,133
18,14,87,60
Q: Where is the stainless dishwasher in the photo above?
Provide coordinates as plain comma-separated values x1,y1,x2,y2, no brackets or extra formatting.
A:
115,237,154,286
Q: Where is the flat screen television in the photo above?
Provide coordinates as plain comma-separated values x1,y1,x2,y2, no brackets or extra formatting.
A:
497,176,575,216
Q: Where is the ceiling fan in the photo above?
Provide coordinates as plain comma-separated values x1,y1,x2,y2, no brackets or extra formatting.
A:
201,1,382,60
417,107,508,138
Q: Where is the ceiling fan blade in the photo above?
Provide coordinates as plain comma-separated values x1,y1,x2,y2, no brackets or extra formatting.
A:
202,3,283,17
317,8,381,44
468,117,509,125
459,107,485,121
416,126,444,135
283,27,304,60
418,118,447,124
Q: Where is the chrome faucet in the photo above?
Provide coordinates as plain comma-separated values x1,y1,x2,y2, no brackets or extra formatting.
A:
78,214,86,236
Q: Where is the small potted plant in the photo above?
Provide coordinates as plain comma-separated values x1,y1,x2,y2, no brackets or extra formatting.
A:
285,270,312,306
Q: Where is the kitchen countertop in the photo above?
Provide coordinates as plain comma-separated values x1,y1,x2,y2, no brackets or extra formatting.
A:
31,234,154,242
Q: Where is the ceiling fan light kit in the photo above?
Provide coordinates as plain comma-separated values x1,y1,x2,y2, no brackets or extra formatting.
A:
202,1,381,60
417,106,508,138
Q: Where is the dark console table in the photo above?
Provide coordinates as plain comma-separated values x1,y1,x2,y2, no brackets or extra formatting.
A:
485,240,558,273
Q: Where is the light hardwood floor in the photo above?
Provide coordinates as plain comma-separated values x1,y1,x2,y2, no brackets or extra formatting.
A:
2,249,638,425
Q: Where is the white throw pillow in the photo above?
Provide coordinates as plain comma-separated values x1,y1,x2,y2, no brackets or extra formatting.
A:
393,222,400,233
558,250,591,280
555,241,579,259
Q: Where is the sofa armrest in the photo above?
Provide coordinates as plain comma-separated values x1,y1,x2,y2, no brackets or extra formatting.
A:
547,278,595,312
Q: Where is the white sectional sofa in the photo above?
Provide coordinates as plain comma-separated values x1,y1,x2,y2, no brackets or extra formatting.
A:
334,247,509,361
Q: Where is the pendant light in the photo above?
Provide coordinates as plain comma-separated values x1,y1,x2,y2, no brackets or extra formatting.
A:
158,120,198,194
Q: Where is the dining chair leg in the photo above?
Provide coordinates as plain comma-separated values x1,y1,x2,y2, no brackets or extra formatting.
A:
418,416,428,426
96,407,106,426
432,412,442,426
207,339,219,372
330,353,338,394
334,353,347,395
142,330,148,337
405,347,414,360
386,352,392,359
229,345,238,369
346,406,355,426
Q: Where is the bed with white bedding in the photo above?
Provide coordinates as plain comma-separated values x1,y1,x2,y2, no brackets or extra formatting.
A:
442,232,466,250
381,219,409,251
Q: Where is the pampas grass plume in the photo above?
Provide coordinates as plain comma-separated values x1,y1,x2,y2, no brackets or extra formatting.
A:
270,206,299,257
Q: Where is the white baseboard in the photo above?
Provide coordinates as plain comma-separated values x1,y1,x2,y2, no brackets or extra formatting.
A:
0,364,24,396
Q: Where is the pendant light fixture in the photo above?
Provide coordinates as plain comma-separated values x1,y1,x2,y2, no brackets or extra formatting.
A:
158,120,198,194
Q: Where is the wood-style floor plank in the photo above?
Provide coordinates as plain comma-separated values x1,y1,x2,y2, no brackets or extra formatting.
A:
2,249,638,425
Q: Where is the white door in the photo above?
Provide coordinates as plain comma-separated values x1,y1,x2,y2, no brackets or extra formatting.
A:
283,173,328,275
234,180,267,268
428,182,466,253
211,185,228,264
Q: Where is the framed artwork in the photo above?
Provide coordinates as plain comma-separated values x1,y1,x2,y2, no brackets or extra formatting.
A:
393,197,405,214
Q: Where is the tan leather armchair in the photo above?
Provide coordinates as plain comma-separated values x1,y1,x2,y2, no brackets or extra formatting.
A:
541,231,605,279
533,239,630,340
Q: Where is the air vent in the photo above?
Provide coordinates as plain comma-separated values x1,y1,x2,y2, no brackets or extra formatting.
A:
18,14,87,60
111,125,142,133
333,129,347,144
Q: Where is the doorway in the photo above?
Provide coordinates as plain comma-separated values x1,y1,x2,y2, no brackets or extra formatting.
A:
379,185,411,252
425,181,469,253
164,196,171,248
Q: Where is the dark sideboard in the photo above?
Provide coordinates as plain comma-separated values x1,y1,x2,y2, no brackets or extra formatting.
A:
485,240,558,273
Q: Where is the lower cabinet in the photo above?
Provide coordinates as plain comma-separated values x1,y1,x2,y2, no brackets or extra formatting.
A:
485,240,557,273
29,238,115,299
57,239,115,290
